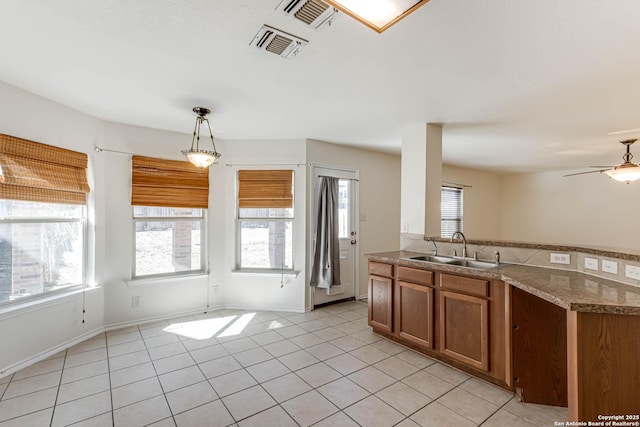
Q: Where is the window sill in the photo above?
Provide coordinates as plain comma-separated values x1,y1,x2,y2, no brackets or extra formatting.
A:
127,272,209,287
231,269,300,278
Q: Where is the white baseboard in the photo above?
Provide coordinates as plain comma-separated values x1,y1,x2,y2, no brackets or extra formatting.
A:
223,304,305,314
0,327,103,379
0,304,224,379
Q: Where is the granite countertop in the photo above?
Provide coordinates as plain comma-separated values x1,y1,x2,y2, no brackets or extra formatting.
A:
367,251,640,315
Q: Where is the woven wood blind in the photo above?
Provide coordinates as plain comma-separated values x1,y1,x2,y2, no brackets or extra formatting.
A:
0,133,90,205
131,155,209,209
238,170,293,208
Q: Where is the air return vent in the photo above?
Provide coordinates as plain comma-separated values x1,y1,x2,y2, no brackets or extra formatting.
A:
277,0,339,30
250,25,308,59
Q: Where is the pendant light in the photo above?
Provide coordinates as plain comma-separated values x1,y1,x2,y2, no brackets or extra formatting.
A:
181,107,221,168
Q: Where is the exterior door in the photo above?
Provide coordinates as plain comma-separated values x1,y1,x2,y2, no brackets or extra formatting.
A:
312,166,358,307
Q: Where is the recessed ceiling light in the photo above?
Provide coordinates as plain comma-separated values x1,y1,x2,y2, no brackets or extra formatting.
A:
324,0,430,33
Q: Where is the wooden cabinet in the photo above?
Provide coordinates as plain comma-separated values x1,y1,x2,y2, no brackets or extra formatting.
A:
395,267,434,349
368,262,393,333
367,261,509,388
511,286,567,407
439,290,489,371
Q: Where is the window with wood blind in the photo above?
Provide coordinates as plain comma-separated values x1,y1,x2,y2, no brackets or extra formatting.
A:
131,156,208,278
441,185,463,238
237,170,294,270
0,134,90,304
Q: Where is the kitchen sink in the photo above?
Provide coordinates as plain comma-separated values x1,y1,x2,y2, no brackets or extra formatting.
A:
409,255,459,264
409,255,498,270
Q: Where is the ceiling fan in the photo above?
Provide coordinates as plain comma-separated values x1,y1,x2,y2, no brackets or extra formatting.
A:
564,139,640,184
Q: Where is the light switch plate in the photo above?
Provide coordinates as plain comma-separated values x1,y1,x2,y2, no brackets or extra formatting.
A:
584,257,598,271
550,253,570,264
602,260,618,274
625,265,640,280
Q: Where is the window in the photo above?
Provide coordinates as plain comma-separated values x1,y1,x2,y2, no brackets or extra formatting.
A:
0,133,90,304
133,207,205,277
237,170,294,270
131,156,209,278
0,201,85,303
441,185,463,238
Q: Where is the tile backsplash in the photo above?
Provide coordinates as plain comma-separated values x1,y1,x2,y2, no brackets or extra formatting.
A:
399,233,640,288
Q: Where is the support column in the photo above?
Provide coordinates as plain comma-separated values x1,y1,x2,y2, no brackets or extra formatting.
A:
400,124,442,248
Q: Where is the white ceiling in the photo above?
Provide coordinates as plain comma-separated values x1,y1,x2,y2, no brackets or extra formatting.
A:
1,0,640,174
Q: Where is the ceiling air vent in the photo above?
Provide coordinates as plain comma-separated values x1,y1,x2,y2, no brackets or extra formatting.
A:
277,0,339,30
250,25,308,59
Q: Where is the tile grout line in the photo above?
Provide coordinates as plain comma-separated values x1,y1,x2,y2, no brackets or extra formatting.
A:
48,347,68,427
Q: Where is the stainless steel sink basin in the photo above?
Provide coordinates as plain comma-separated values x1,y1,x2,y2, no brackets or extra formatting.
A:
409,255,459,264
409,255,498,270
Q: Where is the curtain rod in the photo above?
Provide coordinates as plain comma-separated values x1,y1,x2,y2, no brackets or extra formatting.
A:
442,181,472,188
94,146,134,155
225,163,307,167
318,175,359,182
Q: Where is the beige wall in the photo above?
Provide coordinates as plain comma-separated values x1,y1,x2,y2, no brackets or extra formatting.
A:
499,170,640,250
442,164,501,240
306,140,402,303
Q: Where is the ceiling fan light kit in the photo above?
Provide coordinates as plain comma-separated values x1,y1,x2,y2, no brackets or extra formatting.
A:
603,139,640,183
565,139,640,184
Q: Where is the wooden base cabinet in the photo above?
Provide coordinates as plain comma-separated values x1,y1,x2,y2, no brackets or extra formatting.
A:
368,262,394,333
511,287,567,407
395,267,435,349
567,310,640,421
439,290,489,371
367,262,510,388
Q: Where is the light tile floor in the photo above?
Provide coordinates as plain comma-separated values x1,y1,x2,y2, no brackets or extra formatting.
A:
0,300,568,426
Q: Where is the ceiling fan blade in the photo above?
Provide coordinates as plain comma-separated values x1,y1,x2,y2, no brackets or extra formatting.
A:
587,165,615,168
563,169,609,177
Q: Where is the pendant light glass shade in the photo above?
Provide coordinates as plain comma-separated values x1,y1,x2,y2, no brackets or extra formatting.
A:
181,107,221,168
604,164,640,183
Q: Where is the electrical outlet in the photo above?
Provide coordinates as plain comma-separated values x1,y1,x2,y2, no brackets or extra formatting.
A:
550,253,570,265
401,223,409,233
212,286,219,296
132,296,141,308
584,257,599,271
602,260,618,275
625,265,640,280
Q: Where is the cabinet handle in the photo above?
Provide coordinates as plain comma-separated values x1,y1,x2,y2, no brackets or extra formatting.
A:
513,324,519,330
514,377,520,383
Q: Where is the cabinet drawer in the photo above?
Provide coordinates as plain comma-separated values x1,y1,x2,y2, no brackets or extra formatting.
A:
440,274,489,298
398,266,433,286
369,262,394,278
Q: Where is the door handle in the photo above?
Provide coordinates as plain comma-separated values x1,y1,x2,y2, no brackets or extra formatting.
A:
350,239,357,245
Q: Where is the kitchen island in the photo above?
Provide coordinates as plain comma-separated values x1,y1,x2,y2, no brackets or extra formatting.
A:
366,251,640,422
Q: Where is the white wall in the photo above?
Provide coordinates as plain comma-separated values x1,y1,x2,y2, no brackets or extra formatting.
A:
100,122,215,327
306,140,402,305
0,81,105,374
212,139,308,313
500,170,640,250
442,164,501,240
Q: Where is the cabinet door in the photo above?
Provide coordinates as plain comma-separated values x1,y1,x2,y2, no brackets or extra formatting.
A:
439,290,489,371
397,281,433,348
368,274,393,332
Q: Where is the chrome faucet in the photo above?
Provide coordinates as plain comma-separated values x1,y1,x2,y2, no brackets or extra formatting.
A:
450,231,467,259
427,237,438,256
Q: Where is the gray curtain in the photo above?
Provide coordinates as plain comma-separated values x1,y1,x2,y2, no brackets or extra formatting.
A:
310,176,341,289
